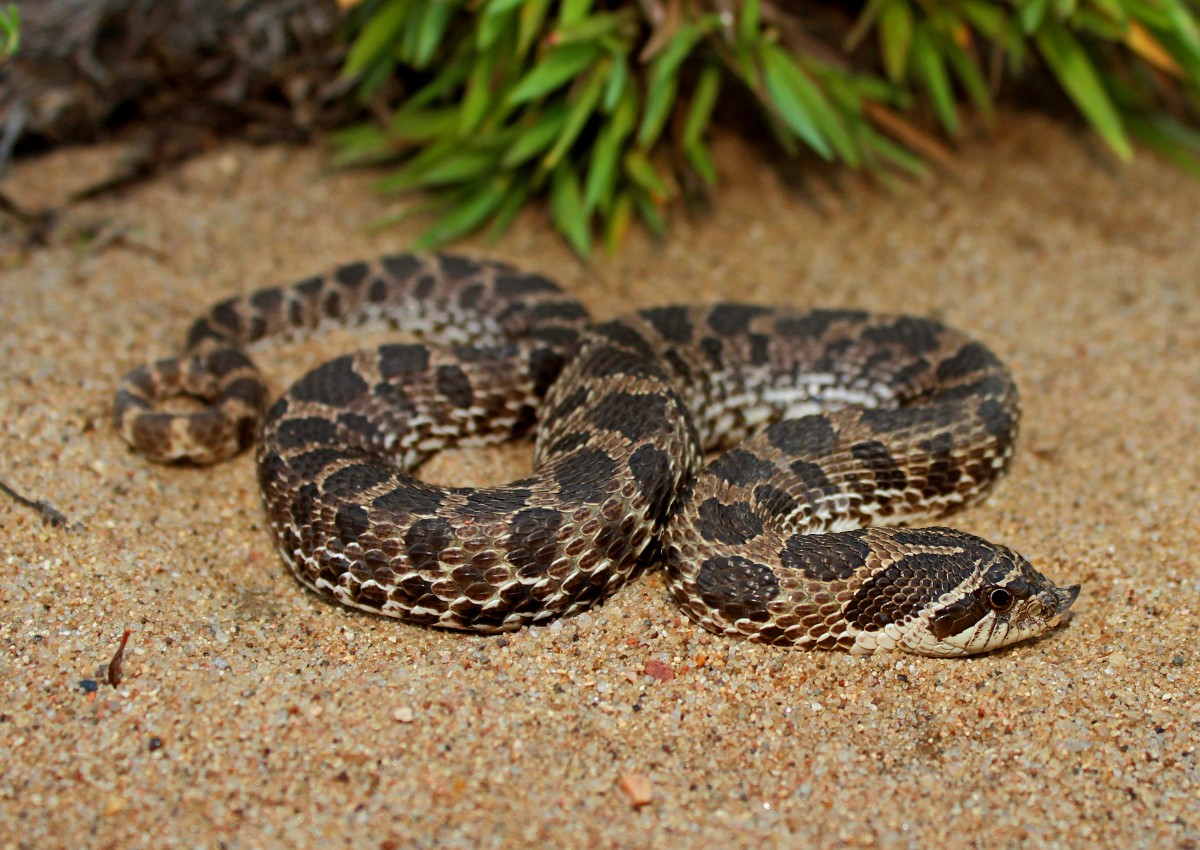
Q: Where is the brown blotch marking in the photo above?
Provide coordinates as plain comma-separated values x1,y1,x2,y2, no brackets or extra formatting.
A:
640,306,693,343
850,440,907,493
766,415,838,459
708,304,770,336
589,391,667,443
463,488,533,520
628,444,675,526
378,344,430,378
335,261,370,290
290,356,369,407
695,498,764,545
404,517,454,572
435,365,473,409
778,530,869,581
695,556,780,622
707,449,777,487
862,316,942,355
335,503,370,544
322,463,392,499
382,254,423,281
507,507,563,576
555,447,619,505
373,482,445,517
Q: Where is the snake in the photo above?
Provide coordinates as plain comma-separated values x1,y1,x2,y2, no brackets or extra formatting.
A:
114,254,1079,656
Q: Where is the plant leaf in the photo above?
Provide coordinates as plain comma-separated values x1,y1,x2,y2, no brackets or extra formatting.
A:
683,65,722,150
761,43,832,158
911,27,960,135
1035,21,1132,159
507,42,600,103
879,0,914,82
543,61,608,169
624,149,671,201
584,89,637,211
501,105,569,167
344,0,410,76
413,180,509,250
550,164,591,257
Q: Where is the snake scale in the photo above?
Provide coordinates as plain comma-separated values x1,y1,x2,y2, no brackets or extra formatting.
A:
115,254,1078,656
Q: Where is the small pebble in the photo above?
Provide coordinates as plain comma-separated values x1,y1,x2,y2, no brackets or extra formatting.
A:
619,773,653,807
393,706,415,723
644,660,675,682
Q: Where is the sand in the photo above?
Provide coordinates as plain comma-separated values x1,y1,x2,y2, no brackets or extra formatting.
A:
1,112,1197,849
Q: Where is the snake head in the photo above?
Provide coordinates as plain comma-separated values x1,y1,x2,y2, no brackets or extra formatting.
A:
912,545,1080,657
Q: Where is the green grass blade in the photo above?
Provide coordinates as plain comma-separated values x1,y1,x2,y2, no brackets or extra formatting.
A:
485,179,534,243
501,105,569,167
942,37,995,124
911,27,960,135
413,0,460,68
879,0,914,82
544,62,608,169
413,180,510,250
683,65,721,150
1035,21,1132,159
624,150,671,200
584,89,637,211
603,51,629,112
761,43,832,159
1019,0,1051,34
508,42,600,104
551,164,591,257
344,0,411,76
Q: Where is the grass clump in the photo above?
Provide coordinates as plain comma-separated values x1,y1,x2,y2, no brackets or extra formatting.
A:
335,0,1200,255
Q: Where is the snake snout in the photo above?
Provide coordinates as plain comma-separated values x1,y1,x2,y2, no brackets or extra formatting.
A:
1054,584,1081,614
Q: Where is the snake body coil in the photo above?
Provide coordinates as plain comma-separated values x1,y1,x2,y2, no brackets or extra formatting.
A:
115,255,1078,656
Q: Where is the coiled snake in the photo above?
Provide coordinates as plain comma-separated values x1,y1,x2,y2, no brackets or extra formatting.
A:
115,255,1078,656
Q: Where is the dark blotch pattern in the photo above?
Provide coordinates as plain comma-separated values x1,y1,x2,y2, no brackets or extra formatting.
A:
405,517,453,572
590,391,666,443
274,417,339,450
322,463,392,499
696,556,780,621
379,344,430,378
863,316,942,355
555,447,618,505
779,530,870,581
373,482,445,516
708,304,770,336
707,449,778,487
696,498,764,545
936,342,1002,382
291,357,369,407
851,440,907,493
335,503,370,543
335,262,370,290
435,365,474,409
776,309,868,339
641,306,692,343
507,507,563,575
464,488,533,519
845,551,964,631
628,444,676,526
765,415,838,459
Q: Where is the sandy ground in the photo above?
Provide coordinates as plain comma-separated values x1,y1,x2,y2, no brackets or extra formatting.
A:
1,112,1198,850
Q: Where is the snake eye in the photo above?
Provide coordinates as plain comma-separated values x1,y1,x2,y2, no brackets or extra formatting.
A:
986,587,1014,612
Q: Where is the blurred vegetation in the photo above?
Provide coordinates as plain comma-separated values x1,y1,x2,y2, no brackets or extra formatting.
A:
0,5,19,59
335,0,1200,255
